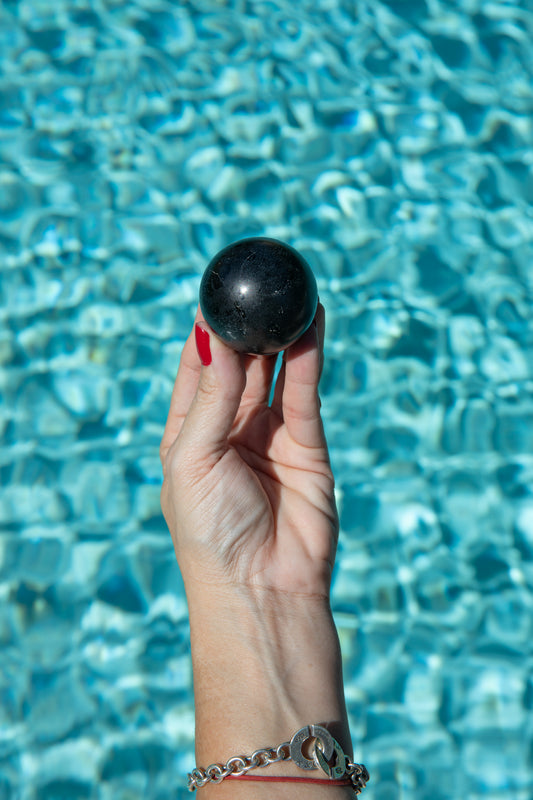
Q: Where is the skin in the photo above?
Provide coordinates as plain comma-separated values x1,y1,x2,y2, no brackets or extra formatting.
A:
160,303,355,799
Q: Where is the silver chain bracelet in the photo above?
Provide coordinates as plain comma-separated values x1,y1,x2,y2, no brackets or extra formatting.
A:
187,723,369,793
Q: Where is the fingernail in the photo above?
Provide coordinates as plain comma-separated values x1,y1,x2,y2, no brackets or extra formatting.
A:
195,323,212,366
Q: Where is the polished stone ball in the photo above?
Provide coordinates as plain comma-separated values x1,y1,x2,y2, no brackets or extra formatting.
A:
199,237,318,355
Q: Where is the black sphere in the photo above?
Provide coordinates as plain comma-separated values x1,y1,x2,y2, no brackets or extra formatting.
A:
199,237,318,355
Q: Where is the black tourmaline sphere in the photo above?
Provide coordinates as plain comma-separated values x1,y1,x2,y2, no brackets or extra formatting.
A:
199,237,318,355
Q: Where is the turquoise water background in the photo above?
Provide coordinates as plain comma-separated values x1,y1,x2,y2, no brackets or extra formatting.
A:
1,0,533,798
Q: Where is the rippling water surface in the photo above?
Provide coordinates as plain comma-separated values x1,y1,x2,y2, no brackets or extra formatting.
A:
1,1,533,798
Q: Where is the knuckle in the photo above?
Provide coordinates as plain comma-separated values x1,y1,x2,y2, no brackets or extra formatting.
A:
195,378,219,405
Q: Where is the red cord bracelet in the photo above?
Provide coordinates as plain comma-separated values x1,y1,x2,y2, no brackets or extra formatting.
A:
225,774,353,786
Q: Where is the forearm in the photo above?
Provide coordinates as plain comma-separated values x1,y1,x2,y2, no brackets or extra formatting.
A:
186,583,353,799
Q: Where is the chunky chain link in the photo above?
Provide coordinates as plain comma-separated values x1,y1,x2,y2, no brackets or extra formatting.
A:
187,742,291,791
346,760,370,794
187,725,369,793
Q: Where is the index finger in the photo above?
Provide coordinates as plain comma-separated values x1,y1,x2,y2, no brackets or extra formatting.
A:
273,302,327,450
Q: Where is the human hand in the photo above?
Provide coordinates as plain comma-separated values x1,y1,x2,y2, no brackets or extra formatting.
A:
159,301,339,601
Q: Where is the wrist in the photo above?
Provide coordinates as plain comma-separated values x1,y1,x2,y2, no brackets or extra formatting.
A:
187,583,341,680
185,584,351,766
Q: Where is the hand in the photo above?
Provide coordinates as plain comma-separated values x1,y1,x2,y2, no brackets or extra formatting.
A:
159,302,339,601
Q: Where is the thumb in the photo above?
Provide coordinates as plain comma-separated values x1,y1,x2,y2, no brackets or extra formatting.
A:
178,322,246,469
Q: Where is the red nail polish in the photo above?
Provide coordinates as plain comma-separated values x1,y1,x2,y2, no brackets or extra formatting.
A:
195,323,212,366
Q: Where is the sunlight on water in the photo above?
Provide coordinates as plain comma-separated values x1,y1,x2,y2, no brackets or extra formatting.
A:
1,1,533,798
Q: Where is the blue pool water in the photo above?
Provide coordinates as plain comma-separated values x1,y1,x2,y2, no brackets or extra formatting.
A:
1,1,533,798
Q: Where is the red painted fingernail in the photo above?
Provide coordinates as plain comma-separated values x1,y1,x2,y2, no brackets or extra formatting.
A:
195,323,212,366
